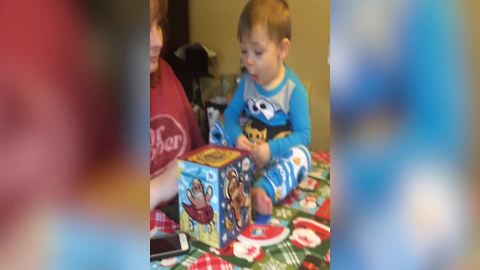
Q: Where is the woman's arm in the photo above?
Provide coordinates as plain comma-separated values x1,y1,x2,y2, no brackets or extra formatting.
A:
150,160,179,210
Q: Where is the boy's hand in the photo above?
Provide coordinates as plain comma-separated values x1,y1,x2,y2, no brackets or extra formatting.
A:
252,143,270,169
236,135,253,152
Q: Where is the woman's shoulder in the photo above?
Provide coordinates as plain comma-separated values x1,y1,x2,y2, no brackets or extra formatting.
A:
158,58,175,76
154,58,182,90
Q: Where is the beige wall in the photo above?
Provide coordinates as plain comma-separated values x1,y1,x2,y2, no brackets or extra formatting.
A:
189,0,330,151
465,0,480,182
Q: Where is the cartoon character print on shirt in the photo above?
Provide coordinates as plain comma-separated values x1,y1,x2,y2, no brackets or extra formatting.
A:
244,120,267,144
244,118,292,144
246,97,276,121
150,114,187,175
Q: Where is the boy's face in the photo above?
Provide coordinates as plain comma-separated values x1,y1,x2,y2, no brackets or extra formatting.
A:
240,25,290,89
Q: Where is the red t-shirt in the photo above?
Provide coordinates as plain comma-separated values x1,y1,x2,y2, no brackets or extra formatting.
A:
150,59,204,177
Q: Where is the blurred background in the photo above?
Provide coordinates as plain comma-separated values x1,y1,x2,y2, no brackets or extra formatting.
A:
0,0,478,269
0,0,149,269
331,0,478,269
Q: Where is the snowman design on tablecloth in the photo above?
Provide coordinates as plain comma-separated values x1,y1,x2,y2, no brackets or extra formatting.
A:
232,241,263,263
299,194,319,209
229,224,290,262
299,177,320,191
289,217,330,248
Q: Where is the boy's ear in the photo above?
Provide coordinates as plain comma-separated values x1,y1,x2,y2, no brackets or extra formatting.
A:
278,38,291,60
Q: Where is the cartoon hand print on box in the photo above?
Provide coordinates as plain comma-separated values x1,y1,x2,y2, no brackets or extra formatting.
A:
183,178,215,232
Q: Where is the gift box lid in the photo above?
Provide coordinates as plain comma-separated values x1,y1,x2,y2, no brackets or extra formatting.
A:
180,145,249,168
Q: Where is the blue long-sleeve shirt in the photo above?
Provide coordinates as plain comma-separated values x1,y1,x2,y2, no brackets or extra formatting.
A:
224,65,311,157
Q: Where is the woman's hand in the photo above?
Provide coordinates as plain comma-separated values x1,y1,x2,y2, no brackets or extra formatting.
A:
150,160,179,210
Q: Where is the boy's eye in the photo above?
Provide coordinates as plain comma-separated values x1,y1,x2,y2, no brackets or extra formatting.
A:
254,51,263,56
241,49,247,54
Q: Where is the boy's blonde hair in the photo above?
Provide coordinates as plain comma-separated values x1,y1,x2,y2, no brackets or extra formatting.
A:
237,0,291,43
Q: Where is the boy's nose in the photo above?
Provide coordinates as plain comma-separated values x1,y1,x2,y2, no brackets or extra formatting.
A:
245,57,254,69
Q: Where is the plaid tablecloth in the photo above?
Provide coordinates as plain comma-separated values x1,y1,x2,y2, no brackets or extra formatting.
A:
151,151,330,270
150,210,179,236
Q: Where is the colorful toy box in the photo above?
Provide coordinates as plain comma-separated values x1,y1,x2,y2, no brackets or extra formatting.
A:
178,145,252,249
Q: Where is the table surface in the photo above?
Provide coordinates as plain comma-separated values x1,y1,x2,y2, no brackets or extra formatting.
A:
151,151,330,270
